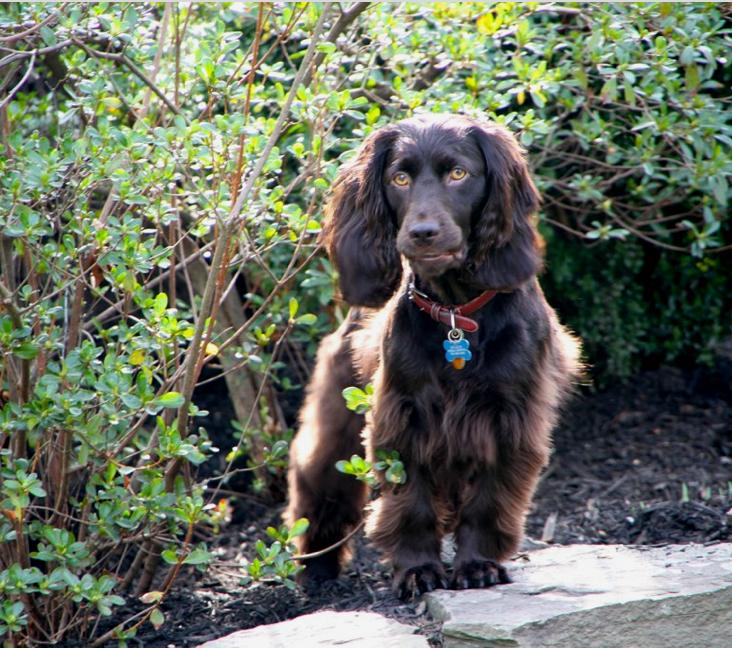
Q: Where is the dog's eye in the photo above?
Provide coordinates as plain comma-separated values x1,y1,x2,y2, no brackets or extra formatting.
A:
392,172,410,187
449,167,467,181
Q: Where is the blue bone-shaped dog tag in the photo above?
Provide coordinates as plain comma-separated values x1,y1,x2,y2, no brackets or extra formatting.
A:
443,337,472,369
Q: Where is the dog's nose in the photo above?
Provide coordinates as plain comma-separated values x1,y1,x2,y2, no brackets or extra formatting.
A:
408,221,439,244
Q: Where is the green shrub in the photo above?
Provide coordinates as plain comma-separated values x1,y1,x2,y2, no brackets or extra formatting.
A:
541,232,732,380
0,3,348,642
348,1,732,380
0,2,730,644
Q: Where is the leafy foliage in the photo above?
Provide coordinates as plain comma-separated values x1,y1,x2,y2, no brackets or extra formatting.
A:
242,518,308,589
345,1,732,379
342,385,374,415
0,2,730,643
336,451,407,488
0,3,340,643
339,385,406,486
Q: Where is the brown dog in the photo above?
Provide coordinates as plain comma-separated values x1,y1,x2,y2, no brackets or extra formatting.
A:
285,114,580,599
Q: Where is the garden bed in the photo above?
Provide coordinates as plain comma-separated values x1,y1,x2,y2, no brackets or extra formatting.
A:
94,364,732,647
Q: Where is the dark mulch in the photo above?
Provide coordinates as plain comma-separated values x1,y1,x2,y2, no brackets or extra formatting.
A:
95,364,732,647
527,366,732,546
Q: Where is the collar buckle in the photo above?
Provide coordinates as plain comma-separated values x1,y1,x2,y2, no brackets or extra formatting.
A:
407,280,498,334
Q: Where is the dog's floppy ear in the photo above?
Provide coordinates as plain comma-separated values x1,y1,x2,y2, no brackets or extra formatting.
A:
321,126,402,307
467,121,544,290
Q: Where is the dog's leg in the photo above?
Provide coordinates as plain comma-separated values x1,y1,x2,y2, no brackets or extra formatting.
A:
367,467,448,600
285,327,368,584
365,367,448,600
451,446,546,589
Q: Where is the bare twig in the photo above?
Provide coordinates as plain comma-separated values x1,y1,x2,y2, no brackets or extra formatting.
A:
140,3,171,119
0,49,35,110
0,40,74,69
0,13,59,45
291,521,365,561
82,238,216,331
171,5,332,447
301,2,370,88
72,38,183,118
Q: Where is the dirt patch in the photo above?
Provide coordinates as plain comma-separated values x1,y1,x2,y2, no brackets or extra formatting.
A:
527,366,732,546
97,366,732,647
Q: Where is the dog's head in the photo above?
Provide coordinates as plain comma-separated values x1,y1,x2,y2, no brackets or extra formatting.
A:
322,114,543,307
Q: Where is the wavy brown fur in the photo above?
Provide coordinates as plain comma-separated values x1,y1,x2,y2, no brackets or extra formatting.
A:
285,114,581,599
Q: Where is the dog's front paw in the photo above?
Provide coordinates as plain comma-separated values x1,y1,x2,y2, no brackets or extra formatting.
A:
394,563,448,601
451,559,511,590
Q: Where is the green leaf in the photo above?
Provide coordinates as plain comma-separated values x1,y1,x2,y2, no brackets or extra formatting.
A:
268,440,289,460
104,594,125,607
342,386,372,414
139,591,164,604
12,343,39,360
529,89,545,108
623,79,636,107
335,460,353,475
289,518,309,538
366,104,381,126
575,67,588,91
295,313,317,325
600,77,617,103
129,349,146,366
685,64,700,92
182,547,212,565
385,462,407,485
350,454,368,472
28,483,46,498
149,608,165,630
155,392,185,408
121,393,142,409
680,45,695,67
711,176,728,206
161,549,179,565
154,292,168,315
316,42,336,55
40,25,57,46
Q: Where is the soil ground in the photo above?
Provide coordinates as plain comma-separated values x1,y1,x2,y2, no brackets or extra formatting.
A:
96,364,732,647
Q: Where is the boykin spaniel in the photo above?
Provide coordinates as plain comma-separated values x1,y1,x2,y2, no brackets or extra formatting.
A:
285,114,581,599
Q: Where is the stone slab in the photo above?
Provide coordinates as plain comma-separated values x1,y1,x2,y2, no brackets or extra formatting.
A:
425,543,732,647
197,610,429,648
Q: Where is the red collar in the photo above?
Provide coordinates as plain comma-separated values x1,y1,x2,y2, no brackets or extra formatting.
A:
407,282,497,333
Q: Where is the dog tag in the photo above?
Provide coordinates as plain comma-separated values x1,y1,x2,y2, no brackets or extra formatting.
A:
443,328,472,370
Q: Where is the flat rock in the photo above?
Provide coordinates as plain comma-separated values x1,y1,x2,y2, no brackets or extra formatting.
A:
197,610,428,648
425,543,732,647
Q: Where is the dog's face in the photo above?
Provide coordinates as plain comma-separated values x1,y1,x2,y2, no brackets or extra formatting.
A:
385,121,488,278
322,114,543,306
